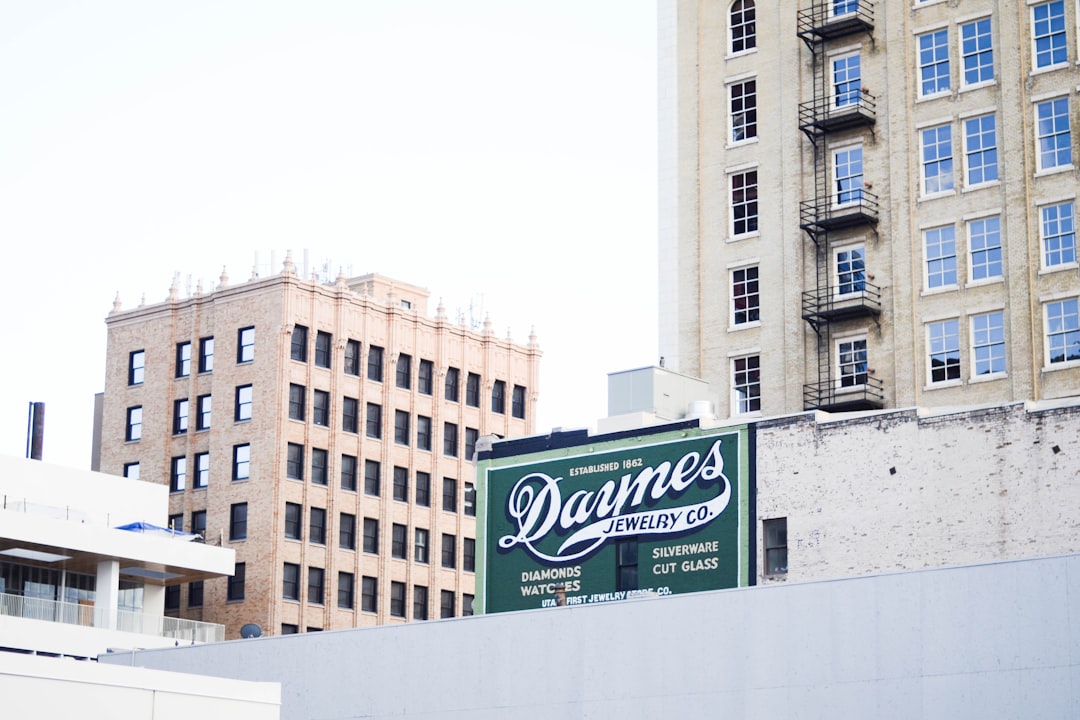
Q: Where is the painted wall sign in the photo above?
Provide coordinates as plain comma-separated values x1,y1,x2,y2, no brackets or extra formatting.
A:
480,428,750,613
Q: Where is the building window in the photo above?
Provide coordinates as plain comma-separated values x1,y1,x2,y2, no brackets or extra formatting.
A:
917,28,950,96
176,341,191,378
311,448,328,485
463,593,474,616
417,415,432,451
1033,1,1067,69
1046,298,1080,364
836,246,866,296
340,513,356,550
445,367,460,402
832,52,860,107
128,350,145,385
413,585,428,621
393,466,409,502
165,584,180,611
288,384,305,421
832,0,856,15
928,319,961,383
972,311,1006,376
170,456,187,492
396,353,412,389
124,462,140,480
233,444,250,481
465,427,479,461
442,534,456,569
963,114,997,187
364,459,381,496
969,216,1003,281
287,443,304,480
925,225,958,289
283,563,300,601
194,452,209,489
512,385,526,419
195,394,211,430
1041,202,1076,268
729,78,756,143
235,384,253,421
229,503,247,540
237,326,255,363
838,338,868,387
308,506,326,545
833,146,863,204
464,482,476,517
191,509,206,538
199,336,214,373
391,523,407,559
443,477,457,513
730,169,758,236
463,538,475,573
362,576,377,613
1037,97,1072,171
173,398,189,434
313,390,329,427
366,402,382,439
491,380,506,414
341,454,357,491
418,359,433,395
390,581,406,618
168,513,183,532
228,563,246,601
126,406,142,441
466,372,480,407
415,471,431,507
341,396,358,434
443,422,458,457
291,324,308,362
394,410,410,446
367,345,384,382
344,339,361,376
732,355,761,414
763,518,788,575
363,518,379,554
188,581,204,608
921,124,954,195
338,572,354,609
414,528,429,564
960,17,993,86
730,0,755,54
731,265,760,325
285,502,302,540
315,331,331,369
441,590,455,619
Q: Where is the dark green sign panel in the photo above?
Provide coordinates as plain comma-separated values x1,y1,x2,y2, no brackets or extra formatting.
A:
481,428,749,613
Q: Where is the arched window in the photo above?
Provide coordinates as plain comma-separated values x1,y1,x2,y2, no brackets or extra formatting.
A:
731,0,756,54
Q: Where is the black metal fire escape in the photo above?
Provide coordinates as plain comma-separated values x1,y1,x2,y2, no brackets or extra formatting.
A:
796,1,884,412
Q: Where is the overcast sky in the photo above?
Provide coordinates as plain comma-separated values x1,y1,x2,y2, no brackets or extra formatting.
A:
0,1,659,469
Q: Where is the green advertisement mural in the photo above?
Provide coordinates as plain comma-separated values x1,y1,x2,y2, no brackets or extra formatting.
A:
481,428,749,613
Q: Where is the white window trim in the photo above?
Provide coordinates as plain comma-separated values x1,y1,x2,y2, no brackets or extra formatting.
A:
828,49,862,108
919,122,957,199
1042,296,1080,370
835,335,869,391
1029,0,1069,73
730,353,762,417
914,25,952,99
965,214,1004,285
726,75,759,147
960,113,998,190
1037,199,1078,271
833,242,868,298
925,318,963,388
968,309,1008,383
957,15,994,89
728,262,761,331
1033,95,1074,174
831,142,864,209
727,165,760,241
922,224,960,293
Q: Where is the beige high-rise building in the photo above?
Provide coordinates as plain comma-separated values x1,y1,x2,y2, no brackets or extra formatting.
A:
95,257,540,638
659,1,1080,417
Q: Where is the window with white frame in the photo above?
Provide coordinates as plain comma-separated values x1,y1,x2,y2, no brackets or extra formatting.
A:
1036,97,1072,171
963,114,997,186
925,225,958,289
1032,1,1067,69
832,52,861,107
729,79,757,143
928,319,961,383
833,146,863,205
126,406,142,441
128,350,145,385
731,355,760,415
921,124,954,195
837,338,868,387
835,246,866,296
960,17,993,85
730,0,755,54
731,170,758,236
1045,298,1080,364
831,0,856,16
917,28,950,96
971,311,1006,376
731,265,760,325
968,215,1002,281
1041,202,1077,268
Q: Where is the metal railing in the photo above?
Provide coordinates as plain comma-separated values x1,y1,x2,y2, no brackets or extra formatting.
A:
800,189,880,233
803,377,885,411
797,1,874,42
798,90,876,134
802,282,882,322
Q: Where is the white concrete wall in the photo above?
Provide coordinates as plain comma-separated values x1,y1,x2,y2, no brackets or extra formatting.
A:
103,553,1080,719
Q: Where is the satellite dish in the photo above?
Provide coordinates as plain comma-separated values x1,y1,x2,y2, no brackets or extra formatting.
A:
240,623,263,639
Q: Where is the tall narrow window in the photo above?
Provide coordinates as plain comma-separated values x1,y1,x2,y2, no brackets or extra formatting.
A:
964,114,997,186
285,502,302,540
364,460,381,496
311,448,328,485
393,466,409,502
340,513,356,550
313,390,329,427
730,169,758,236
464,482,476,517
1033,1,1067,69
418,359,433,395
367,345,384,382
176,341,191,378
126,406,142,441
1041,202,1076,268
960,17,993,85
928,319,961,383
415,471,431,507
191,510,206,538
832,52,860,107
763,518,788,575
170,456,187,492
466,372,480,406
315,331,331,368
443,477,457,513
512,385,526,419
344,339,361,376
441,590,455,619
730,0,755,54
391,524,407,559
732,355,761,415
925,225,958,289
309,507,326,545
414,528,429,564
196,394,212,430
1036,97,1072,171
463,538,475,573
440,534,457,570
394,410,410,446
199,336,214,373
366,402,382,438
463,594,474,615
445,367,460,402
443,422,458,457
235,385,253,421
194,452,209,489
362,577,377,612
921,125,954,195
836,246,866,296
465,428,479,461
288,384,305,421
237,326,255,363
338,572,355,609
233,444,250,481
969,216,1002,281
286,443,304,480
1045,298,1080,364
834,146,863,204
838,338,868,387
417,415,432,451
341,453,357,491
390,581,406,618
283,563,300,600
229,503,248,540
128,350,145,385
228,563,245,601
729,79,757,143
413,585,428,621
291,325,308,362
731,266,760,325
972,311,1006,376
491,380,506,414
917,28,950,96
396,353,412,389
173,398,189,434
363,518,379,554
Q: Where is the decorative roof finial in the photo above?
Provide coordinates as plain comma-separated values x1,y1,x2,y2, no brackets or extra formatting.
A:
436,298,447,320
336,267,347,288
282,250,296,276
219,266,229,289
111,292,122,314
168,273,179,302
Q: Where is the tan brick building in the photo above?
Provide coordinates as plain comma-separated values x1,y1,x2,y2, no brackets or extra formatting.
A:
95,257,540,638
659,1,1080,417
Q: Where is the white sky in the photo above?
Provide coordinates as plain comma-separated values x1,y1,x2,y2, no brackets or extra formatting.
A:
0,1,659,469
